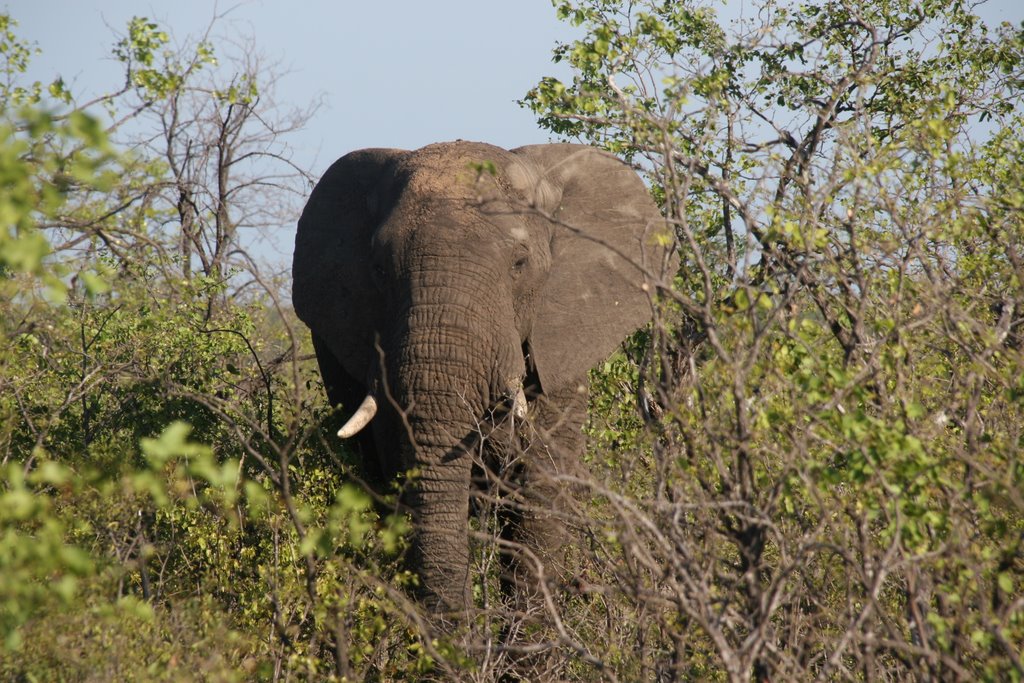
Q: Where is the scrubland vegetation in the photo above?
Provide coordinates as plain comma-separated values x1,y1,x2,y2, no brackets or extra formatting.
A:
2,1,1023,680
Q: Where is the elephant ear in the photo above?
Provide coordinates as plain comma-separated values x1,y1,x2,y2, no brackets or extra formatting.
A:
292,148,406,383
511,144,667,392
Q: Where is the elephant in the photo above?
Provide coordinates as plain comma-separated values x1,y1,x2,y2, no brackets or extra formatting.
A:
292,141,667,615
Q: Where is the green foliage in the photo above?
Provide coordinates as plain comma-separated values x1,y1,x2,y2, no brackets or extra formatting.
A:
0,458,93,651
0,106,116,296
541,0,1024,679
0,15,43,106
113,17,216,100
0,258,433,676
0,12,444,681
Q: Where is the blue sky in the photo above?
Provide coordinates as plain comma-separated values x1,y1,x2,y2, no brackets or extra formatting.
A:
8,0,1024,267
14,0,1021,170
10,1,585,265
12,1,577,163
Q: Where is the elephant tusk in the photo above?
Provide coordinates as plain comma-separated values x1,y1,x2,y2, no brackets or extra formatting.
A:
513,386,528,420
338,394,378,438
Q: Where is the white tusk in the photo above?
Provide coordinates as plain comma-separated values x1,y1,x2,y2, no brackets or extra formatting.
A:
513,386,528,420
337,394,378,438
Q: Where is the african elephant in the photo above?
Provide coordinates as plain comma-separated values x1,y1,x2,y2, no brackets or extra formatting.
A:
292,141,666,615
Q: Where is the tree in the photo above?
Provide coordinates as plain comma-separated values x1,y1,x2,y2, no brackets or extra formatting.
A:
0,13,427,680
522,0,1024,679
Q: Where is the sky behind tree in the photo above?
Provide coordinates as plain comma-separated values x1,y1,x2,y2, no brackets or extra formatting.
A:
17,1,1021,166
10,0,1023,266
12,1,586,265
14,2,578,163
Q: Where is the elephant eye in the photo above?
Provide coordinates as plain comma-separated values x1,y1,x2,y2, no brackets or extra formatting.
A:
512,255,529,276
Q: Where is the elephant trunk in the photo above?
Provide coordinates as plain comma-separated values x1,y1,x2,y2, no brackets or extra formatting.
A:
388,296,522,614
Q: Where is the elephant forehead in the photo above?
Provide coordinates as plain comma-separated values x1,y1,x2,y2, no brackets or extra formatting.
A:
399,166,481,198
379,188,528,245
392,172,512,220
404,140,514,172
376,214,509,261
395,142,523,199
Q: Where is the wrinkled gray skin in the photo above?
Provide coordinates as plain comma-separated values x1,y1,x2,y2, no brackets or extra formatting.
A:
293,141,664,615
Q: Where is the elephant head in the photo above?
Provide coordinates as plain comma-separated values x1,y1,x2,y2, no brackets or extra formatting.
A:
292,141,666,613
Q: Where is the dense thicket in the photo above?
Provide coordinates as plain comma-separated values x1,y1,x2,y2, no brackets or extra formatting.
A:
523,1,1024,679
1,2,1022,680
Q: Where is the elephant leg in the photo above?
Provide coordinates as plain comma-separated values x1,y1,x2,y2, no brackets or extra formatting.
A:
499,383,588,609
